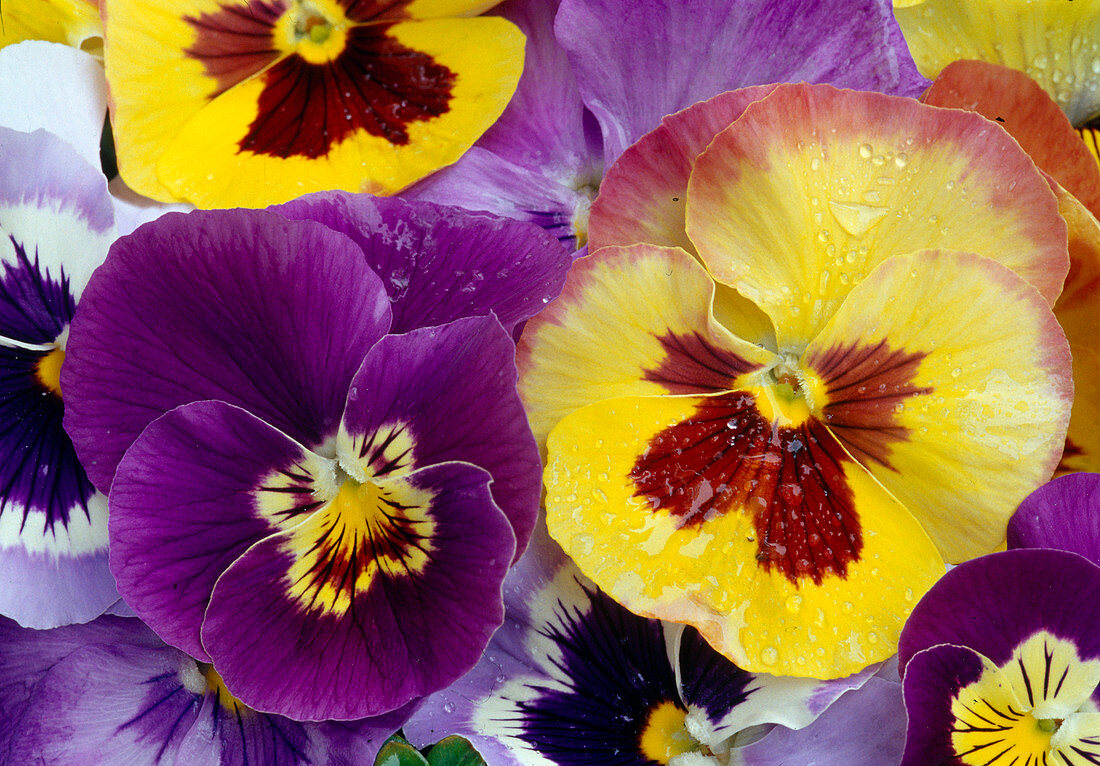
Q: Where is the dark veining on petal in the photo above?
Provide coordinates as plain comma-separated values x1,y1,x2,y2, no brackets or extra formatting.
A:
510,581,682,765
241,23,455,159
184,0,286,97
256,462,325,523
630,392,861,585
357,423,413,476
0,237,95,531
805,339,930,470
676,626,756,726
0,235,73,343
642,330,761,395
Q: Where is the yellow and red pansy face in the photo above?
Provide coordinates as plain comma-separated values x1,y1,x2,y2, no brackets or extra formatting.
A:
519,84,1074,679
103,0,524,207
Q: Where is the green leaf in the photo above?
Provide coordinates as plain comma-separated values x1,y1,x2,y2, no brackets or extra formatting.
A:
375,736,430,766
426,736,488,766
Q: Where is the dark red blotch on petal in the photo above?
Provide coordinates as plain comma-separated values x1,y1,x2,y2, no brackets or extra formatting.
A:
241,24,455,159
185,0,286,97
806,339,930,470
630,392,862,584
642,330,761,394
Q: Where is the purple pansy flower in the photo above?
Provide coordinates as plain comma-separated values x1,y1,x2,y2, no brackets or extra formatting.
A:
899,550,1100,765
61,197,571,721
1008,472,1100,560
407,0,929,251
0,615,407,764
0,125,123,629
403,523,898,765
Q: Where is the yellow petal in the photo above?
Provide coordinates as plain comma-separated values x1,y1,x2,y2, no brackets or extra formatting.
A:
804,250,1072,562
544,392,943,679
894,0,1100,125
517,244,776,449
0,0,100,53
686,84,1067,351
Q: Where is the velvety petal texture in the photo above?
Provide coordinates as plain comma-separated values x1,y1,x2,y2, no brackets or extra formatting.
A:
899,549,1100,765
0,126,119,628
65,204,550,720
0,615,406,765
63,208,392,492
273,191,571,335
1009,473,1100,563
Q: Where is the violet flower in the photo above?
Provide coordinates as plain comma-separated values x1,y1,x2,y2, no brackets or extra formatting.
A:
407,0,928,251
403,524,901,765
0,125,121,628
0,614,407,764
61,196,571,721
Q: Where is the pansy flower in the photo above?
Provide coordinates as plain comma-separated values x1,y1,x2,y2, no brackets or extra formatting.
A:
0,124,124,628
408,0,928,251
914,59,1100,475
62,196,570,719
898,549,1100,764
403,523,901,765
518,82,1074,679
0,614,407,763
103,0,526,208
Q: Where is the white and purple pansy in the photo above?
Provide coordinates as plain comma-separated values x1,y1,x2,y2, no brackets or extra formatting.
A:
0,124,123,629
61,196,571,721
403,524,898,765
898,548,1100,765
408,0,928,251
0,614,408,764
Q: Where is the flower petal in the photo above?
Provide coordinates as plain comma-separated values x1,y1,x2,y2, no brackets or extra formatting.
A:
517,244,777,448
63,208,391,492
200,462,513,720
544,391,944,678
921,59,1100,218
108,400,331,661
589,85,777,255
894,0,1100,125
898,549,1100,672
0,41,106,171
556,0,918,162
338,316,540,559
273,191,571,334
803,250,1072,562
686,83,1068,348
1008,473,1100,563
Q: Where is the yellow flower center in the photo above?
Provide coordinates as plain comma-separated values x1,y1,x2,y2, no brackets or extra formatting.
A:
35,346,65,397
275,0,349,64
639,701,696,763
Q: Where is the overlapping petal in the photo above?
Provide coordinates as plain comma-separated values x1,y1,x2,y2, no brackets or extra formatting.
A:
894,0,1100,126
0,0,101,53
104,0,526,206
686,85,1067,349
523,82,1073,679
63,208,392,491
0,126,119,628
273,191,570,335
1008,473,1100,562
516,244,776,449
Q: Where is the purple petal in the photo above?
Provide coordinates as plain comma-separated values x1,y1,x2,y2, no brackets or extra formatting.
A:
407,524,681,765
899,549,1100,673
406,147,593,253
738,676,908,766
339,316,540,558
200,462,513,721
899,645,987,766
556,0,912,161
477,0,601,175
63,208,392,492
1008,473,1100,564
272,192,571,334
0,543,118,629
108,400,330,661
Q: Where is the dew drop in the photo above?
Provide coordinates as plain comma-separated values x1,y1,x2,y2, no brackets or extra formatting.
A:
858,144,873,159
443,702,456,713
760,646,779,666
828,200,889,236
951,367,962,378
810,157,822,171
785,595,803,613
